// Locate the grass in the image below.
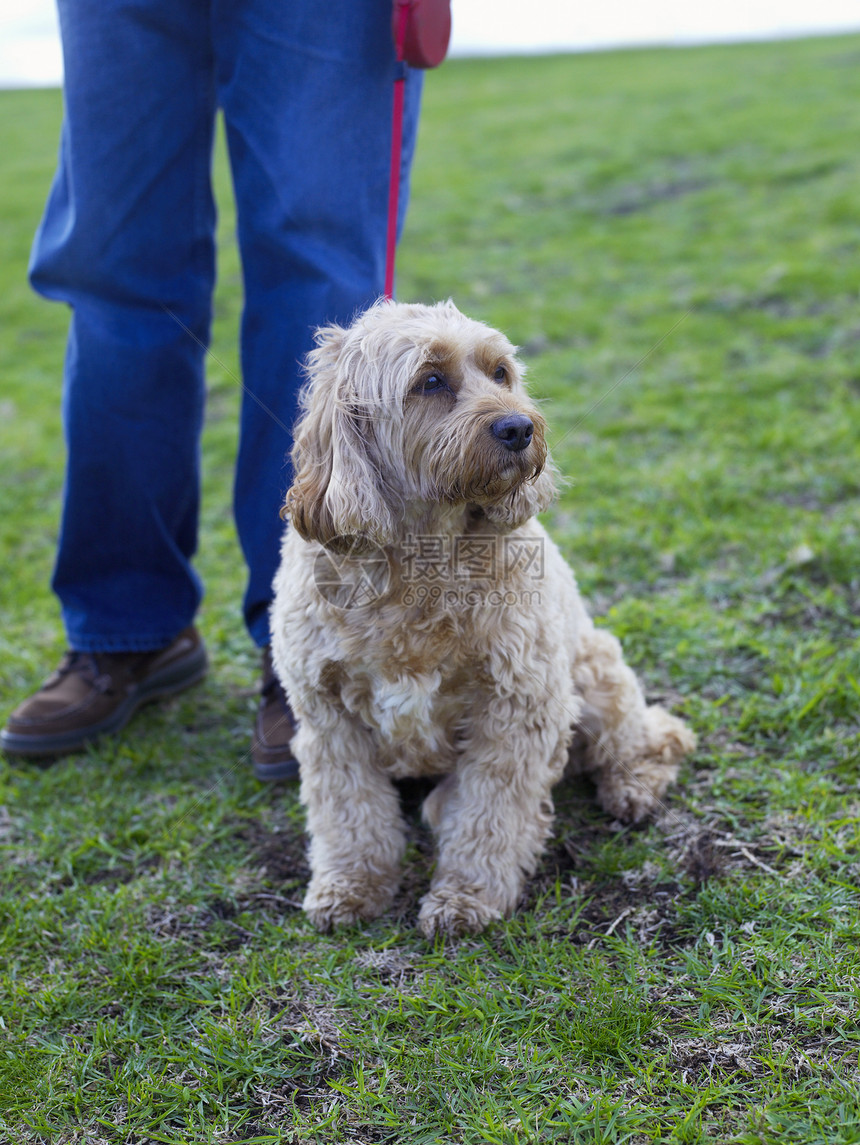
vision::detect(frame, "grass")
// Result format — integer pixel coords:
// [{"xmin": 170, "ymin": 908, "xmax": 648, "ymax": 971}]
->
[{"xmin": 2, "ymin": 31, "xmax": 860, "ymax": 1145}]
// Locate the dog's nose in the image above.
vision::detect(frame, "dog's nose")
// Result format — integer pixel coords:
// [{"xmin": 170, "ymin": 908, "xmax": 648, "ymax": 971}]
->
[{"xmin": 491, "ymin": 413, "xmax": 534, "ymax": 453}]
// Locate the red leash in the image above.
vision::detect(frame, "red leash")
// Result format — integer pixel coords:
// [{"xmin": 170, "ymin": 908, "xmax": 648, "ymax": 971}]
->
[
  {"xmin": 384, "ymin": 1, "xmax": 410, "ymax": 300},
  {"xmin": 384, "ymin": 0, "xmax": 452, "ymax": 299}
]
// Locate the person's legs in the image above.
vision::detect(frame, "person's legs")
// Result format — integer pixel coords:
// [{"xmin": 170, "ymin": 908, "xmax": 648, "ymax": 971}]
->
[
  {"xmin": 30, "ymin": 0, "xmax": 218, "ymax": 652},
  {"xmin": 213, "ymin": 0, "xmax": 423, "ymax": 646}
]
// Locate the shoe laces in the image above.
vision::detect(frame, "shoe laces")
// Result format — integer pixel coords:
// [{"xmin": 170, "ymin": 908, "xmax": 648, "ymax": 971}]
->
[{"xmin": 57, "ymin": 651, "xmax": 113, "ymax": 694}]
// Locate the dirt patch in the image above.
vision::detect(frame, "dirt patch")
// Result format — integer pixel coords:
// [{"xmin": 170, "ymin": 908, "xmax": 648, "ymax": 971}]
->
[
  {"xmin": 236, "ymin": 818, "xmax": 311, "ymax": 884},
  {"xmin": 605, "ymin": 178, "xmax": 710, "ymax": 216},
  {"xmin": 80, "ymin": 864, "xmax": 137, "ymax": 890},
  {"xmin": 759, "ymin": 581, "xmax": 860, "ymax": 634},
  {"xmin": 520, "ymin": 788, "xmax": 804, "ymax": 951},
  {"xmin": 352, "ymin": 947, "xmax": 422, "ymax": 986},
  {"xmin": 571, "ymin": 882, "xmax": 690, "ymax": 950}
]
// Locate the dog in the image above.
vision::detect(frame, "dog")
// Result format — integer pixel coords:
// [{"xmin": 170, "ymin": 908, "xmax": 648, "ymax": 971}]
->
[{"xmin": 270, "ymin": 299, "xmax": 695, "ymax": 938}]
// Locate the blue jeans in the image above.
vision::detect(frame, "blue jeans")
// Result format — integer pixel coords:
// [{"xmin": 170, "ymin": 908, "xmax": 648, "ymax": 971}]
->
[{"xmin": 30, "ymin": 0, "xmax": 422, "ymax": 651}]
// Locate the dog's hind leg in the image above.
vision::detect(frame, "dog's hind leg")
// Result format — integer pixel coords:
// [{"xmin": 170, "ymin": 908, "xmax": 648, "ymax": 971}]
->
[
  {"xmin": 295, "ymin": 713, "xmax": 406, "ymax": 931},
  {"xmin": 571, "ymin": 624, "xmax": 695, "ymax": 823}
]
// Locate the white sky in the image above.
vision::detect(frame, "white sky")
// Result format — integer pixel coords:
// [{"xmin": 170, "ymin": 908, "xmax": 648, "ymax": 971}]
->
[{"xmin": 1, "ymin": 0, "xmax": 859, "ymax": 86}]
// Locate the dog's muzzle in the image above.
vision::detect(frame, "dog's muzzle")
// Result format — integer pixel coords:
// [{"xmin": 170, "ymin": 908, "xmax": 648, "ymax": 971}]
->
[{"xmin": 491, "ymin": 413, "xmax": 534, "ymax": 453}]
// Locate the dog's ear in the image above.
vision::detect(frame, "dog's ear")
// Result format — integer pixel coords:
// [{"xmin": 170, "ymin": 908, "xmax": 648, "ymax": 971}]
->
[
  {"xmin": 482, "ymin": 458, "xmax": 559, "ymax": 532},
  {"xmin": 284, "ymin": 322, "xmax": 395, "ymax": 552}
]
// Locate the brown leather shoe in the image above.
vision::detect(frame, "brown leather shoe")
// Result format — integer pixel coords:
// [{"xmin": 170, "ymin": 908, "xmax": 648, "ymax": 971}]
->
[
  {"xmin": 251, "ymin": 646, "xmax": 299, "ymax": 781},
  {"xmin": 1, "ymin": 627, "xmax": 207, "ymax": 760}
]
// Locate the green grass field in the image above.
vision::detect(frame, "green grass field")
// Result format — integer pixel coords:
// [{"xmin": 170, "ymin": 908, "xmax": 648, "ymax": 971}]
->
[{"xmin": 2, "ymin": 32, "xmax": 860, "ymax": 1145}]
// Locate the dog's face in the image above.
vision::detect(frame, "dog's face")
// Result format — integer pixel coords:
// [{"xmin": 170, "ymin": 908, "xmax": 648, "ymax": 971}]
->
[{"xmin": 286, "ymin": 300, "xmax": 557, "ymax": 549}]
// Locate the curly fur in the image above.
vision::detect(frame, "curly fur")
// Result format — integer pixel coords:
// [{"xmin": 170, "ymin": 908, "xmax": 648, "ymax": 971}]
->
[{"xmin": 271, "ymin": 299, "xmax": 696, "ymax": 938}]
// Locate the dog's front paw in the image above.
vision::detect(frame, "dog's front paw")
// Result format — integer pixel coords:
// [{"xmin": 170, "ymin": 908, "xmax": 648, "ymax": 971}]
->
[
  {"xmin": 304, "ymin": 876, "xmax": 395, "ymax": 932},
  {"xmin": 418, "ymin": 885, "xmax": 503, "ymax": 939}
]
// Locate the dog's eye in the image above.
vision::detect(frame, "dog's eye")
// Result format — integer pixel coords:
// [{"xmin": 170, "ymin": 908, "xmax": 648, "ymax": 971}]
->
[
  {"xmin": 493, "ymin": 365, "xmax": 507, "ymax": 383},
  {"xmin": 419, "ymin": 373, "xmax": 447, "ymax": 394}
]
